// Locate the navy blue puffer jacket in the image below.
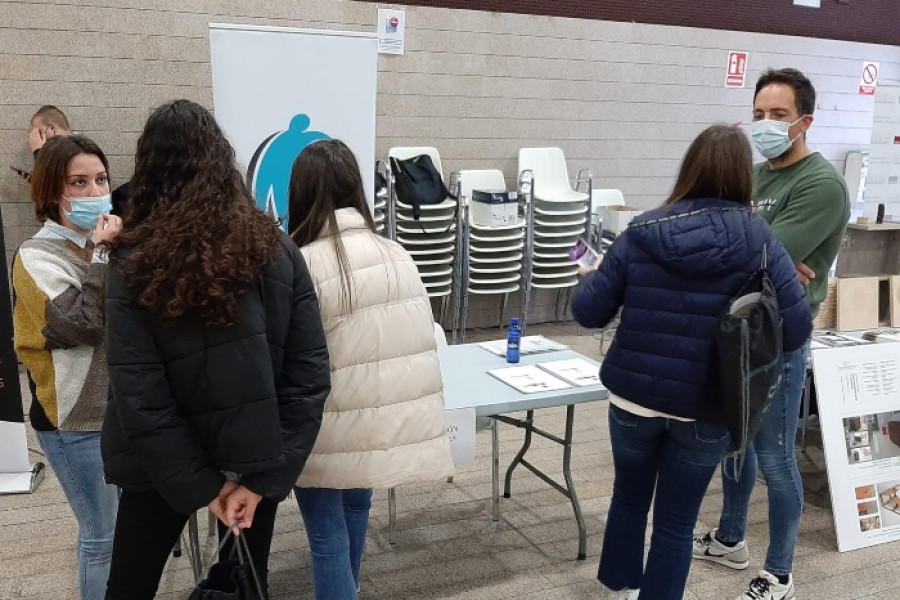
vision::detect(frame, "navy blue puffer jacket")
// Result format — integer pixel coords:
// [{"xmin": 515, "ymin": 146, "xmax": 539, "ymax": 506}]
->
[{"xmin": 571, "ymin": 198, "xmax": 811, "ymax": 422}]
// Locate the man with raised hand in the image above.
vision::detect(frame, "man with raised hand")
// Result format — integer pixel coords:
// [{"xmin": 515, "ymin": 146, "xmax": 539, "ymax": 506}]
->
[{"xmin": 28, "ymin": 105, "xmax": 72, "ymax": 156}]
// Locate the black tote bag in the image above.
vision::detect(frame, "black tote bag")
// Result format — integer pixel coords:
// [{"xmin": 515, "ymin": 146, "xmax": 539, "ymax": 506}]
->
[{"xmin": 189, "ymin": 526, "xmax": 265, "ymax": 600}]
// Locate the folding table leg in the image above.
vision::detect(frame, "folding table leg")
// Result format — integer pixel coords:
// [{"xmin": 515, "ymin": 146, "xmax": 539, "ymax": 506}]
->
[
  {"xmin": 492, "ymin": 406, "xmax": 588, "ymax": 560},
  {"xmin": 388, "ymin": 487, "xmax": 397, "ymax": 544},
  {"xmin": 562, "ymin": 405, "xmax": 587, "ymax": 560},
  {"xmin": 492, "ymin": 417, "xmax": 500, "ymax": 521},
  {"xmin": 503, "ymin": 410, "xmax": 534, "ymax": 498}
]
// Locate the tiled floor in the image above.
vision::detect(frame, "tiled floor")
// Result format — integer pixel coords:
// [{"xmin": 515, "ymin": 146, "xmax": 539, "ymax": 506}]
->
[{"xmin": 2, "ymin": 323, "xmax": 899, "ymax": 599}]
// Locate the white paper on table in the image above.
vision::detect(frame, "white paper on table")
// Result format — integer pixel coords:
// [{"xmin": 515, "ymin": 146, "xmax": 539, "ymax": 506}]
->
[
  {"xmin": 812, "ymin": 331, "xmax": 872, "ymax": 347},
  {"xmin": 445, "ymin": 408, "xmax": 476, "ymax": 465},
  {"xmin": 487, "ymin": 365, "xmax": 572, "ymax": 394},
  {"xmin": 477, "ymin": 335, "xmax": 568, "ymax": 357},
  {"xmin": 537, "ymin": 358, "xmax": 601, "ymax": 387}
]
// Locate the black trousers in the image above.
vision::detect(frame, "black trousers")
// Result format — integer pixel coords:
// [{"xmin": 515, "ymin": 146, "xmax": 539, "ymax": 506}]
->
[{"xmin": 105, "ymin": 489, "xmax": 279, "ymax": 600}]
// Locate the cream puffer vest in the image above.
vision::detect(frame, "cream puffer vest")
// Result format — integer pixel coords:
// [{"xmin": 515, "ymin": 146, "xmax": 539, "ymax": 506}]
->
[{"xmin": 296, "ymin": 208, "xmax": 455, "ymax": 488}]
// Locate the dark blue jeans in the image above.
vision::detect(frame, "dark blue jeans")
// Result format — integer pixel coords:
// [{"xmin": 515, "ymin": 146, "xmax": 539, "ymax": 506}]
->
[
  {"xmin": 598, "ymin": 404, "xmax": 729, "ymax": 600},
  {"xmin": 717, "ymin": 343, "xmax": 809, "ymax": 575}
]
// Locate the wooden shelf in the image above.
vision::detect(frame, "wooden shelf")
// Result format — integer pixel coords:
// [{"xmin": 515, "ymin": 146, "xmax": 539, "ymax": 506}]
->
[
  {"xmin": 847, "ymin": 222, "xmax": 900, "ymax": 231},
  {"xmin": 838, "ymin": 274, "xmax": 898, "ymax": 280}
]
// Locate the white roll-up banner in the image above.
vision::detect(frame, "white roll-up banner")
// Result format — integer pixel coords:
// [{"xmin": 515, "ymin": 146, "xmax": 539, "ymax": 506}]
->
[
  {"xmin": 209, "ymin": 23, "xmax": 378, "ymax": 228},
  {"xmin": 0, "ymin": 205, "xmax": 40, "ymax": 494}
]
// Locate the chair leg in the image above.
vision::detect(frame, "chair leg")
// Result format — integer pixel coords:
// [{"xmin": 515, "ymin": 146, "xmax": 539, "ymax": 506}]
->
[
  {"xmin": 801, "ymin": 369, "xmax": 812, "ymax": 452},
  {"xmin": 553, "ymin": 288, "xmax": 562, "ymax": 323},
  {"xmin": 187, "ymin": 511, "xmax": 202, "ymax": 580},
  {"xmin": 499, "ymin": 293, "xmax": 509, "ymax": 328},
  {"xmin": 388, "ymin": 487, "xmax": 397, "ymax": 545},
  {"xmin": 440, "ymin": 296, "xmax": 450, "ymax": 327},
  {"xmin": 460, "ymin": 299, "xmax": 469, "ymax": 344},
  {"xmin": 172, "ymin": 533, "xmax": 183, "ymax": 557},
  {"xmin": 561, "ymin": 287, "xmax": 573, "ymax": 323}
]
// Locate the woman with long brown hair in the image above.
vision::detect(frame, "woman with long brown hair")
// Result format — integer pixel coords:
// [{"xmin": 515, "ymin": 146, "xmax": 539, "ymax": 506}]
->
[
  {"xmin": 101, "ymin": 100, "xmax": 331, "ymax": 599},
  {"xmin": 13, "ymin": 134, "xmax": 121, "ymax": 600},
  {"xmin": 287, "ymin": 139, "xmax": 454, "ymax": 600},
  {"xmin": 571, "ymin": 124, "xmax": 811, "ymax": 599}
]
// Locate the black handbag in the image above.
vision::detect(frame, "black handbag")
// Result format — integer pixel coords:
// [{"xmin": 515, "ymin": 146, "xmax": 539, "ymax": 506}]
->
[
  {"xmin": 189, "ymin": 526, "xmax": 265, "ymax": 600},
  {"xmin": 713, "ymin": 244, "xmax": 784, "ymax": 478},
  {"xmin": 390, "ymin": 154, "xmax": 456, "ymax": 220}
]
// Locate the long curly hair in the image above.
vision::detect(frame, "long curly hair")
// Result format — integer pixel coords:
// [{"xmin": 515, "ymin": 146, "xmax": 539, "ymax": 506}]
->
[{"xmin": 110, "ymin": 100, "xmax": 281, "ymax": 326}]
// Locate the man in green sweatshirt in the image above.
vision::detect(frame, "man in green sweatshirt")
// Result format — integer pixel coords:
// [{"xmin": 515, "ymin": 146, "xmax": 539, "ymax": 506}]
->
[{"xmin": 693, "ymin": 68, "xmax": 850, "ymax": 600}]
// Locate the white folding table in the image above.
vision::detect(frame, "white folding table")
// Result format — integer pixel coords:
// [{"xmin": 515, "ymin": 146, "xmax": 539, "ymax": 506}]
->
[{"xmin": 438, "ymin": 344, "xmax": 608, "ymax": 560}]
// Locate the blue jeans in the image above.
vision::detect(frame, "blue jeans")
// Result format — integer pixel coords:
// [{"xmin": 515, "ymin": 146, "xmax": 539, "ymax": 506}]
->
[
  {"xmin": 294, "ymin": 487, "xmax": 373, "ymax": 600},
  {"xmin": 598, "ymin": 404, "xmax": 729, "ymax": 600},
  {"xmin": 717, "ymin": 342, "xmax": 809, "ymax": 576},
  {"xmin": 36, "ymin": 430, "xmax": 118, "ymax": 600}
]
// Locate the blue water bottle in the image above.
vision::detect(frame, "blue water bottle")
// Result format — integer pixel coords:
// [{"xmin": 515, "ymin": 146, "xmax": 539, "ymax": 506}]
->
[{"xmin": 506, "ymin": 317, "xmax": 521, "ymax": 363}]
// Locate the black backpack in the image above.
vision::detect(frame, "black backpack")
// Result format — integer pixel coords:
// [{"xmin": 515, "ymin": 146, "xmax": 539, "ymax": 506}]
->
[
  {"xmin": 714, "ymin": 244, "xmax": 784, "ymax": 477},
  {"xmin": 389, "ymin": 154, "xmax": 455, "ymax": 220}
]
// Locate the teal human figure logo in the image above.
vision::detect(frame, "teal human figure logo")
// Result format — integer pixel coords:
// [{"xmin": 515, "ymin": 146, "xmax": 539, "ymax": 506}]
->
[{"xmin": 247, "ymin": 114, "xmax": 330, "ymax": 228}]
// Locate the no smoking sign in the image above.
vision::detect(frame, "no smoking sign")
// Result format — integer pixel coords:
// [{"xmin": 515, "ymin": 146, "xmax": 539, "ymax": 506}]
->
[{"xmin": 859, "ymin": 61, "xmax": 879, "ymax": 95}]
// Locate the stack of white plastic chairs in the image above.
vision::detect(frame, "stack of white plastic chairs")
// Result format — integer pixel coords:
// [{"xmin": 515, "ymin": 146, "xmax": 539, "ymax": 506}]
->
[
  {"xmin": 387, "ymin": 147, "xmax": 457, "ymax": 315},
  {"xmin": 373, "ymin": 163, "xmax": 388, "ymax": 236},
  {"xmin": 517, "ymin": 148, "xmax": 591, "ymax": 319},
  {"xmin": 454, "ymin": 169, "xmax": 526, "ymax": 341}
]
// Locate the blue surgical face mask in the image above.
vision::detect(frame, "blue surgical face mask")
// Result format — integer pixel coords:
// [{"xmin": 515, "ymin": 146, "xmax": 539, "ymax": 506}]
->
[
  {"xmin": 750, "ymin": 117, "xmax": 804, "ymax": 159},
  {"xmin": 61, "ymin": 194, "xmax": 111, "ymax": 230}
]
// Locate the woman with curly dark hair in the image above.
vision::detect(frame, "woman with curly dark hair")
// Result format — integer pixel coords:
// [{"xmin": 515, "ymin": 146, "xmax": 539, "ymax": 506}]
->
[{"xmin": 101, "ymin": 99, "xmax": 331, "ymax": 600}]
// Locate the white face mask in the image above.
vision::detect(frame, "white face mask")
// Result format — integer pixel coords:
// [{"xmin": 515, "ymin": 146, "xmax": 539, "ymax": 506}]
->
[{"xmin": 750, "ymin": 117, "xmax": 804, "ymax": 159}]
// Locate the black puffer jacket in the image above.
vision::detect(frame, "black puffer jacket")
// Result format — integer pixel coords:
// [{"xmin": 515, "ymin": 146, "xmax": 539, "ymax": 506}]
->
[{"xmin": 102, "ymin": 233, "xmax": 330, "ymax": 515}]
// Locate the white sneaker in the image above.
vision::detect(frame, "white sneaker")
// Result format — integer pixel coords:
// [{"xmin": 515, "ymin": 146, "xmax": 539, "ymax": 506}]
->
[
  {"xmin": 602, "ymin": 587, "xmax": 639, "ymax": 600},
  {"xmin": 736, "ymin": 571, "xmax": 795, "ymax": 600},
  {"xmin": 692, "ymin": 528, "xmax": 750, "ymax": 569}
]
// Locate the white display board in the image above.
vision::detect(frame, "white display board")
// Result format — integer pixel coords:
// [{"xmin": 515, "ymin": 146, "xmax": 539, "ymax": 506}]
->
[
  {"xmin": 812, "ymin": 341, "xmax": 900, "ymax": 551},
  {"xmin": 0, "ymin": 208, "xmax": 42, "ymax": 494},
  {"xmin": 209, "ymin": 24, "xmax": 377, "ymax": 227},
  {"xmin": 862, "ymin": 83, "xmax": 900, "ymax": 221}
]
